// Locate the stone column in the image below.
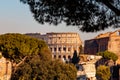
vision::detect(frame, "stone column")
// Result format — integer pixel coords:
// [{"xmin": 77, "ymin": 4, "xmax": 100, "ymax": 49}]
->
[
  {"xmin": 51, "ymin": 46, "xmax": 53, "ymax": 53},
  {"xmin": 56, "ymin": 45, "xmax": 58, "ymax": 53},
  {"xmin": 61, "ymin": 45, "xmax": 63, "ymax": 53},
  {"xmin": 76, "ymin": 46, "xmax": 79, "ymax": 53},
  {"xmin": 66, "ymin": 46, "xmax": 68, "ymax": 53},
  {"xmin": 71, "ymin": 46, "xmax": 74, "ymax": 53}
]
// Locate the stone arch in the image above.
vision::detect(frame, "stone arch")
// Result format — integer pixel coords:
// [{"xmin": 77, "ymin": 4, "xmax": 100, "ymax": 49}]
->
[
  {"xmin": 54, "ymin": 55, "xmax": 56, "ymax": 59},
  {"xmin": 58, "ymin": 55, "xmax": 61, "ymax": 59},
  {"xmin": 63, "ymin": 55, "xmax": 66, "ymax": 60},
  {"xmin": 68, "ymin": 55, "xmax": 71, "ymax": 59},
  {"xmin": 68, "ymin": 55, "xmax": 72, "ymax": 62}
]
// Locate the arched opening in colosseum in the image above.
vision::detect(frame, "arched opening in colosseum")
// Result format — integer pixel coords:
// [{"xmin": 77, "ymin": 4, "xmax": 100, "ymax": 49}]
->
[
  {"xmin": 63, "ymin": 46, "xmax": 66, "ymax": 52},
  {"xmin": 50, "ymin": 47, "xmax": 52, "ymax": 52},
  {"xmin": 68, "ymin": 55, "xmax": 71, "ymax": 62},
  {"xmin": 68, "ymin": 47, "xmax": 71, "ymax": 52},
  {"xmin": 54, "ymin": 55, "xmax": 56, "ymax": 59},
  {"xmin": 68, "ymin": 55, "xmax": 71, "ymax": 59},
  {"xmin": 58, "ymin": 47, "xmax": 61, "ymax": 52},
  {"xmin": 58, "ymin": 55, "xmax": 61, "ymax": 59},
  {"xmin": 63, "ymin": 55, "xmax": 66, "ymax": 60},
  {"xmin": 54, "ymin": 47, "xmax": 56, "ymax": 52}
]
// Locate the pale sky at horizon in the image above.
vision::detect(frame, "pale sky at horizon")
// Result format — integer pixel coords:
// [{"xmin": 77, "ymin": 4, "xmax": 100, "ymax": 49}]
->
[{"xmin": 0, "ymin": 0, "xmax": 119, "ymax": 41}]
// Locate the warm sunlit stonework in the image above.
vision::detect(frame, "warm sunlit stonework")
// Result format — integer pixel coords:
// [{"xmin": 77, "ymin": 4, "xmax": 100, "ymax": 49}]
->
[
  {"xmin": 84, "ymin": 30, "xmax": 120, "ymax": 64},
  {"xmin": 0, "ymin": 53, "xmax": 11, "ymax": 80},
  {"xmin": 26, "ymin": 32, "xmax": 82, "ymax": 62}
]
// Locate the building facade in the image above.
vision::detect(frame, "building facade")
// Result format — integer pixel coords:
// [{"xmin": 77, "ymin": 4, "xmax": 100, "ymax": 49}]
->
[
  {"xmin": 84, "ymin": 30, "xmax": 120, "ymax": 64},
  {"xmin": 25, "ymin": 32, "xmax": 82, "ymax": 62}
]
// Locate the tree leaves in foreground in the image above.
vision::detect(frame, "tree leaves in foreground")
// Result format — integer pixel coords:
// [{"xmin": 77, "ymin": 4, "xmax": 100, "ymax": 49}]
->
[
  {"xmin": 0, "ymin": 33, "xmax": 51, "ymax": 76},
  {"xmin": 20, "ymin": 0, "xmax": 120, "ymax": 32},
  {"xmin": 0, "ymin": 33, "xmax": 77, "ymax": 80},
  {"xmin": 96, "ymin": 65, "xmax": 111, "ymax": 80},
  {"xmin": 11, "ymin": 55, "xmax": 77, "ymax": 80}
]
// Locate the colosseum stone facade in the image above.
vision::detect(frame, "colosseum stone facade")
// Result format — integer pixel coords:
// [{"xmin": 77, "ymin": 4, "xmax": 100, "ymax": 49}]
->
[{"xmin": 26, "ymin": 32, "xmax": 82, "ymax": 62}]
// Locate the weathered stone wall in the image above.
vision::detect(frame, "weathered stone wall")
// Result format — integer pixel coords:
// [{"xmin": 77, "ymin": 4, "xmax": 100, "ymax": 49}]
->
[
  {"xmin": 84, "ymin": 37, "xmax": 109, "ymax": 54},
  {"xmin": 108, "ymin": 36, "xmax": 120, "ymax": 64},
  {"xmin": 0, "ymin": 56, "xmax": 11, "ymax": 80},
  {"xmin": 84, "ymin": 39, "xmax": 98, "ymax": 55},
  {"xmin": 77, "ymin": 54, "xmax": 102, "ymax": 80},
  {"xmin": 84, "ymin": 30, "xmax": 120, "ymax": 64},
  {"xmin": 46, "ymin": 32, "xmax": 82, "ymax": 61}
]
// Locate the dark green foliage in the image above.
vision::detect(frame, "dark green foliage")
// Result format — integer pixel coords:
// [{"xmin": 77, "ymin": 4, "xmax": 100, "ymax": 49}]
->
[
  {"xmin": 72, "ymin": 50, "xmax": 79, "ymax": 64},
  {"xmin": 20, "ymin": 0, "xmax": 120, "ymax": 32},
  {"xmin": 96, "ymin": 65, "xmax": 111, "ymax": 80},
  {"xmin": 0, "ymin": 33, "xmax": 52, "ymax": 78},
  {"xmin": 112, "ymin": 65, "xmax": 120, "ymax": 79},
  {"xmin": 11, "ymin": 55, "xmax": 77, "ymax": 80},
  {"xmin": 97, "ymin": 51, "xmax": 118, "ymax": 62},
  {"xmin": 0, "ymin": 33, "xmax": 51, "ymax": 63},
  {"xmin": 47, "ymin": 60, "xmax": 77, "ymax": 80},
  {"xmin": 0, "ymin": 33, "xmax": 77, "ymax": 80}
]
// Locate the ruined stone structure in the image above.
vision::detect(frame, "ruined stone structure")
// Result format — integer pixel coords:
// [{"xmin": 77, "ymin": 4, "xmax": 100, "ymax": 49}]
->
[
  {"xmin": 25, "ymin": 32, "xmax": 82, "ymax": 61},
  {"xmin": 77, "ymin": 54, "xmax": 102, "ymax": 80},
  {"xmin": 0, "ymin": 53, "xmax": 11, "ymax": 80},
  {"xmin": 84, "ymin": 30, "xmax": 120, "ymax": 64}
]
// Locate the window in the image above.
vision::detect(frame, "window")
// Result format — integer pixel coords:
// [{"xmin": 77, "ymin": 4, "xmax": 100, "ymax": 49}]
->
[
  {"xmin": 58, "ymin": 55, "xmax": 61, "ymax": 58},
  {"xmin": 63, "ymin": 47, "xmax": 66, "ymax": 52},
  {"xmin": 58, "ymin": 47, "xmax": 61, "ymax": 52},
  {"xmin": 54, "ymin": 55, "xmax": 56, "ymax": 58},
  {"xmin": 63, "ymin": 55, "xmax": 66, "ymax": 60},
  {"xmin": 50, "ymin": 48, "xmax": 52, "ymax": 52},
  {"xmin": 54, "ymin": 47, "xmax": 56, "ymax": 52},
  {"xmin": 68, "ymin": 55, "xmax": 71, "ymax": 59},
  {"xmin": 68, "ymin": 47, "xmax": 71, "ymax": 52}
]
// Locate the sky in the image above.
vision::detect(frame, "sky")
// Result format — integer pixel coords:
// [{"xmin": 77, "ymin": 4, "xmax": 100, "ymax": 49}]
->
[{"xmin": 0, "ymin": 0, "xmax": 119, "ymax": 41}]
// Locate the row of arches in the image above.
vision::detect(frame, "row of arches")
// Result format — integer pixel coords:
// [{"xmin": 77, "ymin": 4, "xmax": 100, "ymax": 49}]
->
[{"xmin": 53, "ymin": 55, "xmax": 72, "ymax": 60}]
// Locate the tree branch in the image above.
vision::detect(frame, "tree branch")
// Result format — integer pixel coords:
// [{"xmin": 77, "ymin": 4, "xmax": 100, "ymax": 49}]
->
[
  {"xmin": 16, "ymin": 56, "xmax": 28, "ymax": 67},
  {"xmin": 12, "ymin": 56, "xmax": 28, "ymax": 73},
  {"xmin": 101, "ymin": 0, "xmax": 120, "ymax": 16}
]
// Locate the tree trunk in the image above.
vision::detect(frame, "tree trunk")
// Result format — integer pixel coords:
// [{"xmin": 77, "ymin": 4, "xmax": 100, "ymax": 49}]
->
[{"xmin": 10, "ymin": 56, "xmax": 28, "ymax": 79}]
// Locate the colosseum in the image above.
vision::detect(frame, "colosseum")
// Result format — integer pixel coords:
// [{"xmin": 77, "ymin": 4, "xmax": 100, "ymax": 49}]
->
[{"xmin": 26, "ymin": 32, "xmax": 82, "ymax": 62}]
